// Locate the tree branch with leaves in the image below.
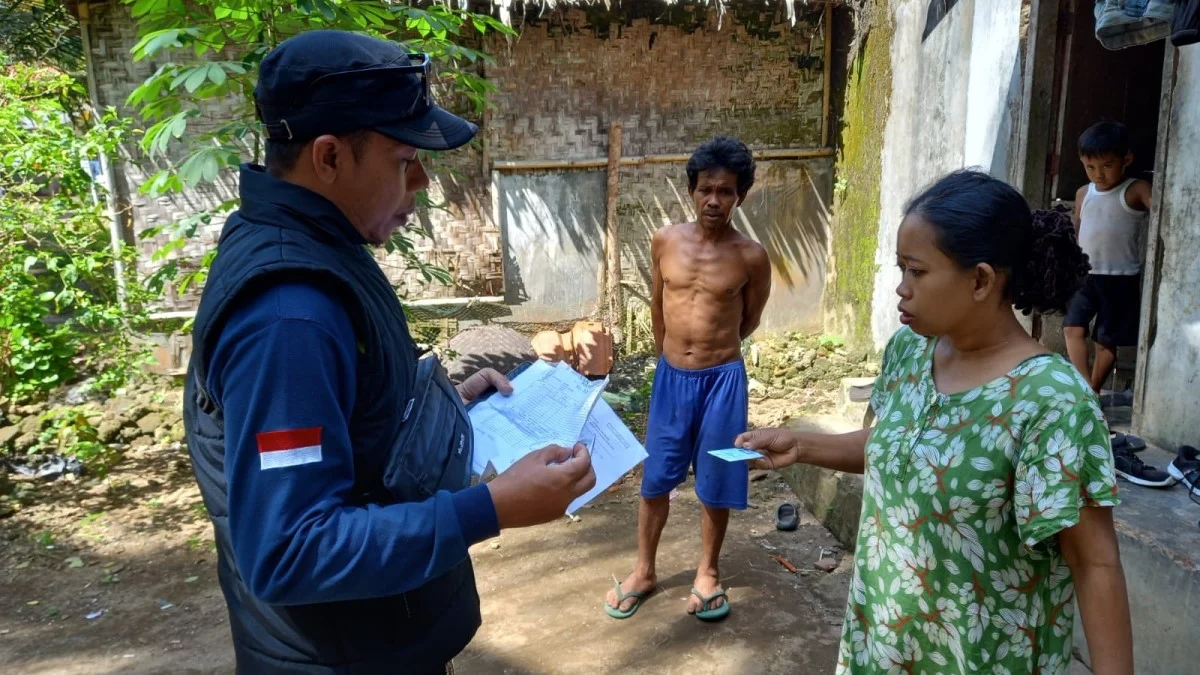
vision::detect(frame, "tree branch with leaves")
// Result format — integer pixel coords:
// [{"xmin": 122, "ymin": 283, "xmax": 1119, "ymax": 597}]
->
[{"xmin": 123, "ymin": 0, "xmax": 513, "ymax": 296}]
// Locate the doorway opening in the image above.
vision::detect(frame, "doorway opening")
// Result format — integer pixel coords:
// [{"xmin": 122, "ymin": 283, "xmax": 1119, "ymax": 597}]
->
[{"xmin": 1036, "ymin": 0, "xmax": 1167, "ymax": 424}]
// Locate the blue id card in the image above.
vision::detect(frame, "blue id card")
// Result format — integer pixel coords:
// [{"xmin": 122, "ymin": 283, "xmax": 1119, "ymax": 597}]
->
[{"xmin": 707, "ymin": 448, "xmax": 765, "ymax": 462}]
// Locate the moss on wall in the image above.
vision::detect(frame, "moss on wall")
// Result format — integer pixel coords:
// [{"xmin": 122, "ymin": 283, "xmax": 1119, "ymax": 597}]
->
[{"xmin": 826, "ymin": 0, "xmax": 893, "ymax": 346}]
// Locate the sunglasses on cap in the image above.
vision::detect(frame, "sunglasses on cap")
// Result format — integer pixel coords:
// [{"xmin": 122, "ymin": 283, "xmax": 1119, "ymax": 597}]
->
[{"xmin": 263, "ymin": 52, "xmax": 433, "ymax": 141}]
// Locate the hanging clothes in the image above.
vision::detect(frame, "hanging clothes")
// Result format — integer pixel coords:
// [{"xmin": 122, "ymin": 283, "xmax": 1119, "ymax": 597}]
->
[
  {"xmin": 1095, "ymin": 0, "xmax": 1175, "ymax": 50},
  {"xmin": 1174, "ymin": 0, "xmax": 1200, "ymax": 46}
]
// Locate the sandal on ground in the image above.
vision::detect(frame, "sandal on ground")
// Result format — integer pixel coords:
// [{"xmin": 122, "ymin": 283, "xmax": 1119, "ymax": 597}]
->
[
  {"xmin": 776, "ymin": 503, "xmax": 799, "ymax": 531},
  {"xmin": 1112, "ymin": 432, "xmax": 1146, "ymax": 453},
  {"xmin": 690, "ymin": 586, "xmax": 731, "ymax": 622},
  {"xmin": 604, "ymin": 577, "xmax": 653, "ymax": 620}
]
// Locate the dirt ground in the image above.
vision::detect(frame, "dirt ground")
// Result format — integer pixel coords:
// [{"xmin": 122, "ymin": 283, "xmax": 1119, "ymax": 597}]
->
[
  {"xmin": 0, "ymin": 371, "xmax": 857, "ymax": 674},
  {"xmin": 0, "ymin": 440, "xmax": 230, "ymax": 674},
  {"xmin": 461, "ymin": 472, "xmax": 852, "ymax": 674}
]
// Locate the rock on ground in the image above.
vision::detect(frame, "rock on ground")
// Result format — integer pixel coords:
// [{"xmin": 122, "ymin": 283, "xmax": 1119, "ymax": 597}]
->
[{"xmin": 445, "ymin": 325, "xmax": 535, "ymax": 383}]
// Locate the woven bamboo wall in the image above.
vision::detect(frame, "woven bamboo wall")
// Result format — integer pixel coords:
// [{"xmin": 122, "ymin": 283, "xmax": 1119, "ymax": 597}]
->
[
  {"xmin": 86, "ymin": 0, "xmax": 829, "ymax": 312},
  {"xmin": 485, "ymin": 5, "xmax": 828, "ymax": 160}
]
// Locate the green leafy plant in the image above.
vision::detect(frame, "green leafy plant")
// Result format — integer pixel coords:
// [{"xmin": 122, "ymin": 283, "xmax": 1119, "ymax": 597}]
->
[
  {"xmin": 123, "ymin": 0, "xmax": 514, "ymax": 295},
  {"xmin": 190, "ymin": 501, "xmax": 209, "ymax": 520},
  {"xmin": 0, "ymin": 57, "xmax": 153, "ymax": 407},
  {"xmin": 833, "ymin": 176, "xmax": 848, "ymax": 201},
  {"xmin": 79, "ymin": 511, "xmax": 106, "ymax": 528},
  {"xmin": 37, "ymin": 407, "xmax": 121, "ymax": 476},
  {"xmin": 818, "ymin": 334, "xmax": 846, "ymax": 351}
]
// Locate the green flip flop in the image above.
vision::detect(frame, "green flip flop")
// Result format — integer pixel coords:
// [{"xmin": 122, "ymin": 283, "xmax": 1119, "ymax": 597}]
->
[
  {"xmin": 691, "ymin": 586, "xmax": 730, "ymax": 622},
  {"xmin": 604, "ymin": 578, "xmax": 652, "ymax": 620}
]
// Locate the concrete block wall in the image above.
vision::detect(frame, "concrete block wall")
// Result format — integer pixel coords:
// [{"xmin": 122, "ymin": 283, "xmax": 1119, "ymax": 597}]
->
[
  {"xmin": 1136, "ymin": 46, "xmax": 1200, "ymax": 451},
  {"xmin": 869, "ymin": 0, "xmax": 1027, "ymax": 349}
]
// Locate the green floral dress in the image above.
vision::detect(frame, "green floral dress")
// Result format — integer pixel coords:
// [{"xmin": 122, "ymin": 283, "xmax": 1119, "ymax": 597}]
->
[{"xmin": 836, "ymin": 328, "xmax": 1119, "ymax": 675}]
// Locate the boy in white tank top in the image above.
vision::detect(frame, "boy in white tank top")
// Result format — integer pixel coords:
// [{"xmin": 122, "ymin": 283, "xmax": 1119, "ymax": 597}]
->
[{"xmin": 1065, "ymin": 121, "xmax": 1151, "ymax": 392}]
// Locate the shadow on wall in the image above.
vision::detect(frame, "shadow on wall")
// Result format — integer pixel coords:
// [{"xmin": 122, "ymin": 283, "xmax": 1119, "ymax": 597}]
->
[
  {"xmin": 990, "ymin": 52, "xmax": 1022, "ymax": 181},
  {"xmin": 617, "ymin": 167, "xmax": 696, "ymax": 295},
  {"xmin": 500, "ymin": 177, "xmax": 604, "ymax": 259},
  {"xmin": 923, "ymin": 0, "xmax": 964, "ymax": 42},
  {"xmin": 498, "ymin": 171, "xmax": 606, "ymax": 320},
  {"xmin": 617, "ymin": 160, "xmax": 833, "ymax": 297},
  {"xmin": 503, "ymin": 244, "xmax": 529, "ymax": 305},
  {"xmin": 402, "ymin": 150, "xmax": 498, "ymax": 298},
  {"xmin": 736, "ymin": 161, "xmax": 831, "ymax": 290}
]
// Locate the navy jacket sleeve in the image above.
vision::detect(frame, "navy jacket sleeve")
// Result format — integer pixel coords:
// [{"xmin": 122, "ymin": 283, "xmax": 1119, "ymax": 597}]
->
[{"xmin": 207, "ymin": 281, "xmax": 499, "ymax": 606}]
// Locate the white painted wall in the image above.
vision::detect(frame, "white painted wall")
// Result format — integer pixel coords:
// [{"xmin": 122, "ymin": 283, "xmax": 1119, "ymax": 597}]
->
[
  {"xmin": 964, "ymin": 1, "xmax": 1024, "ymax": 174},
  {"xmin": 1136, "ymin": 47, "xmax": 1200, "ymax": 450},
  {"xmin": 870, "ymin": 0, "xmax": 1026, "ymax": 348}
]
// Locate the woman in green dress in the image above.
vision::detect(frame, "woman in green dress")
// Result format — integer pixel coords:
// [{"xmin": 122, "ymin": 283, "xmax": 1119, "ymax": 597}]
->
[{"xmin": 738, "ymin": 170, "xmax": 1133, "ymax": 674}]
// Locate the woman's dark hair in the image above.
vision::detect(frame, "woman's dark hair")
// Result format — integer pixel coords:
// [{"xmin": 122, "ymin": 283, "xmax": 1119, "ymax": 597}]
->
[
  {"xmin": 904, "ymin": 169, "xmax": 1090, "ymax": 315},
  {"xmin": 686, "ymin": 135, "xmax": 756, "ymax": 195}
]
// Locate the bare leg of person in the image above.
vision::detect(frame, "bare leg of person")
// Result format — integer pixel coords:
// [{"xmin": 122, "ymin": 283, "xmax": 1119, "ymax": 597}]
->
[
  {"xmin": 1091, "ymin": 342, "xmax": 1117, "ymax": 393},
  {"xmin": 687, "ymin": 504, "xmax": 729, "ymax": 615},
  {"xmin": 1065, "ymin": 326, "xmax": 1092, "ymax": 383},
  {"xmin": 605, "ymin": 495, "xmax": 670, "ymax": 612}
]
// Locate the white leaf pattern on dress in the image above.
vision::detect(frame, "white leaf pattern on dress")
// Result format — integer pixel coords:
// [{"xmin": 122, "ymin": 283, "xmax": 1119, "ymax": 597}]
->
[{"xmin": 835, "ymin": 328, "xmax": 1116, "ymax": 675}]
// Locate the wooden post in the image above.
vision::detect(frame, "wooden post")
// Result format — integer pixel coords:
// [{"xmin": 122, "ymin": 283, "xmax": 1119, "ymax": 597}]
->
[
  {"xmin": 481, "ymin": 104, "xmax": 491, "ymax": 179},
  {"xmin": 603, "ymin": 121, "xmax": 624, "ymax": 328},
  {"xmin": 479, "ymin": 58, "xmax": 490, "ymax": 177},
  {"xmin": 821, "ymin": 1, "xmax": 833, "ymax": 148},
  {"xmin": 1015, "ymin": 0, "xmax": 1064, "ymax": 205},
  {"xmin": 1132, "ymin": 43, "xmax": 1178, "ymax": 429},
  {"xmin": 1018, "ymin": 0, "xmax": 1071, "ymax": 347}
]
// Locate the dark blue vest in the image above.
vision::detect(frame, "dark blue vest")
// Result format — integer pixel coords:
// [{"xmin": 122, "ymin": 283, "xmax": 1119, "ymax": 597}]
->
[{"xmin": 183, "ymin": 165, "xmax": 478, "ymax": 674}]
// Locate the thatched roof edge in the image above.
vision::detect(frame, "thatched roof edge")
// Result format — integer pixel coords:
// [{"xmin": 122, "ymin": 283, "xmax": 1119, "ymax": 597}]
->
[
  {"xmin": 64, "ymin": 0, "xmax": 839, "ymax": 30},
  {"xmin": 466, "ymin": 0, "xmax": 837, "ymax": 27}
]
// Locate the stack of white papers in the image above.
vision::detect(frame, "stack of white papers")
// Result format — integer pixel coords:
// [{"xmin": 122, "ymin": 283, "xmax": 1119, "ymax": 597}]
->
[{"xmin": 469, "ymin": 360, "xmax": 648, "ymax": 514}]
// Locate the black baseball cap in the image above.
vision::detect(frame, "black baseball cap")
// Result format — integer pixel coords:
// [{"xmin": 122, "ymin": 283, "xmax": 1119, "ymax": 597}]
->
[{"xmin": 254, "ymin": 30, "xmax": 478, "ymax": 150}]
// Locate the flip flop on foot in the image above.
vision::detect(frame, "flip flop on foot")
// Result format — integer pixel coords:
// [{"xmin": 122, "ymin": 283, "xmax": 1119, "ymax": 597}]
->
[
  {"xmin": 690, "ymin": 586, "xmax": 730, "ymax": 622},
  {"xmin": 604, "ymin": 576, "xmax": 653, "ymax": 620}
]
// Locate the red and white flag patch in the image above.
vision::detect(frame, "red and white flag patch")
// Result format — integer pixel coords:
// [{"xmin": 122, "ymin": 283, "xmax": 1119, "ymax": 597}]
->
[{"xmin": 256, "ymin": 427, "xmax": 323, "ymax": 470}]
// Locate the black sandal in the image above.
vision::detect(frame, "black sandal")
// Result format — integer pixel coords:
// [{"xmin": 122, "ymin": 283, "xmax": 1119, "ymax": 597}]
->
[
  {"xmin": 1111, "ymin": 433, "xmax": 1146, "ymax": 454},
  {"xmin": 775, "ymin": 503, "xmax": 799, "ymax": 531}
]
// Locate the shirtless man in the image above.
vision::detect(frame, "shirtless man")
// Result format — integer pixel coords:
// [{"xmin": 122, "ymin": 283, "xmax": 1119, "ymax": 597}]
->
[{"xmin": 604, "ymin": 136, "xmax": 771, "ymax": 622}]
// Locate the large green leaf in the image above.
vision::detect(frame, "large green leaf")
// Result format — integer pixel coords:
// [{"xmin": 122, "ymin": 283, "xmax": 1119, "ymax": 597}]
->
[
  {"xmin": 183, "ymin": 65, "xmax": 210, "ymax": 92},
  {"xmin": 176, "ymin": 146, "xmax": 240, "ymax": 189},
  {"xmin": 140, "ymin": 110, "xmax": 195, "ymax": 156},
  {"xmin": 131, "ymin": 29, "xmax": 186, "ymax": 60}
]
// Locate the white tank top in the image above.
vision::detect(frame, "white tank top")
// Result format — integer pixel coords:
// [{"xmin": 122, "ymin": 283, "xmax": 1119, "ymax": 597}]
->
[{"xmin": 1078, "ymin": 178, "xmax": 1145, "ymax": 275}]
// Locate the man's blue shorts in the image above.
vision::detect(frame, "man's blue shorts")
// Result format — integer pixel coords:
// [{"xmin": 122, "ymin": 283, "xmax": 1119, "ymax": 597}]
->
[{"xmin": 640, "ymin": 356, "xmax": 749, "ymax": 510}]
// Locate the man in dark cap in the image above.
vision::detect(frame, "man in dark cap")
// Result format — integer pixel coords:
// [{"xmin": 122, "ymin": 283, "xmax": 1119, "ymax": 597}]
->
[{"xmin": 183, "ymin": 30, "xmax": 596, "ymax": 674}]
